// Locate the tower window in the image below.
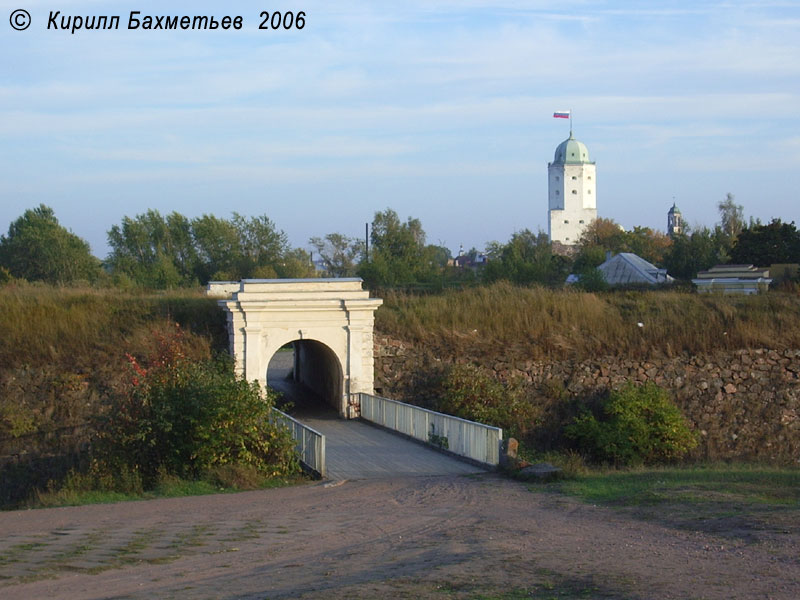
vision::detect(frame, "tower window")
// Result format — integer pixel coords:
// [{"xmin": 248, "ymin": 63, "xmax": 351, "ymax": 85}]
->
[
  {"xmin": 555, "ymin": 176, "xmax": 560, "ymax": 181},
  {"xmin": 564, "ymin": 220, "xmax": 569, "ymax": 224},
  {"xmin": 572, "ymin": 176, "xmax": 577, "ymax": 180},
  {"xmin": 588, "ymin": 190, "xmax": 592, "ymax": 194},
  {"xmin": 579, "ymin": 220, "xmax": 584, "ymax": 224},
  {"xmin": 571, "ymin": 190, "xmax": 577, "ymax": 195},
  {"xmin": 588, "ymin": 176, "xmax": 592, "ymax": 180},
  {"xmin": 555, "ymin": 190, "xmax": 560, "ymax": 195}
]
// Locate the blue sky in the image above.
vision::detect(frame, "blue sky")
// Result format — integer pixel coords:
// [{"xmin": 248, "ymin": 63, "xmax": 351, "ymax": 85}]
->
[{"xmin": 1, "ymin": 1, "xmax": 799, "ymax": 257}]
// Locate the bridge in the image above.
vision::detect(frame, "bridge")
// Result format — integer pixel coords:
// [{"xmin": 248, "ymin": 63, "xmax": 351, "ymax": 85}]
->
[{"xmin": 208, "ymin": 279, "xmax": 502, "ymax": 479}]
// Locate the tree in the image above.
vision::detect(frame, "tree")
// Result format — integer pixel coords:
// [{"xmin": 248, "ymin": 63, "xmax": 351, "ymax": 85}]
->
[
  {"xmin": 371, "ymin": 209, "xmax": 425, "ymax": 257},
  {"xmin": 358, "ymin": 209, "xmax": 440, "ymax": 287},
  {"xmin": 730, "ymin": 219, "xmax": 800, "ymax": 266},
  {"xmin": 309, "ymin": 233, "xmax": 364, "ymax": 277},
  {"xmin": 107, "ymin": 210, "xmax": 197, "ymax": 288},
  {"xmin": 572, "ymin": 245, "xmax": 607, "ymax": 274},
  {"xmin": 575, "ymin": 218, "xmax": 672, "ymax": 268},
  {"xmin": 275, "ymin": 248, "xmax": 317, "ymax": 279},
  {"xmin": 626, "ymin": 226, "xmax": 672, "ymax": 266},
  {"xmin": 718, "ymin": 193, "xmax": 745, "ymax": 239},
  {"xmin": 0, "ymin": 205, "xmax": 100, "ymax": 285},
  {"xmin": 191, "ymin": 214, "xmax": 242, "ymax": 281},
  {"xmin": 427, "ymin": 245, "xmax": 453, "ymax": 269},
  {"xmin": 233, "ymin": 213, "xmax": 290, "ymax": 277},
  {"xmin": 108, "ymin": 210, "xmax": 297, "ymax": 288},
  {"xmin": 483, "ymin": 229, "xmax": 570, "ymax": 286},
  {"xmin": 578, "ymin": 218, "xmax": 628, "ymax": 254},
  {"xmin": 662, "ymin": 226, "xmax": 730, "ymax": 280}
]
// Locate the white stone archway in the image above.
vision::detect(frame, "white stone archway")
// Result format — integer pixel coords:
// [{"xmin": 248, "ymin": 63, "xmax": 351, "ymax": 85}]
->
[{"xmin": 208, "ymin": 279, "xmax": 382, "ymax": 418}]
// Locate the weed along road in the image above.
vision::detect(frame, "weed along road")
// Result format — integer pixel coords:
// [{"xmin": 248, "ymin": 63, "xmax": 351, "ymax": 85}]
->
[{"xmin": 1, "ymin": 472, "xmax": 798, "ymax": 599}]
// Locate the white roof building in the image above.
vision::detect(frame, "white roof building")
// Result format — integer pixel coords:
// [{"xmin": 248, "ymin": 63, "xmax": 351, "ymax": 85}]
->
[
  {"xmin": 692, "ymin": 264, "xmax": 771, "ymax": 294},
  {"xmin": 598, "ymin": 253, "xmax": 673, "ymax": 286}
]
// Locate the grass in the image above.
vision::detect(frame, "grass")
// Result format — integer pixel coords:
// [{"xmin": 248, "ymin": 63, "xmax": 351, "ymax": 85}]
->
[
  {"xmin": 545, "ymin": 463, "xmax": 800, "ymax": 535},
  {"xmin": 0, "ymin": 282, "xmax": 227, "ymax": 370},
  {"xmin": 553, "ymin": 464, "xmax": 800, "ymax": 506},
  {"xmin": 377, "ymin": 282, "xmax": 800, "ymax": 360},
  {"xmin": 24, "ymin": 473, "xmax": 306, "ymax": 510}
]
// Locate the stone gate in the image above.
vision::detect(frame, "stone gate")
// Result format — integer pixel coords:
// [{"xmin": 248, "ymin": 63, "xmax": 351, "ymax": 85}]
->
[{"xmin": 208, "ymin": 279, "xmax": 382, "ymax": 418}]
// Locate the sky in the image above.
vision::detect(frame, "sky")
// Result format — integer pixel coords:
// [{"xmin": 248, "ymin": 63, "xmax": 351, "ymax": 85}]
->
[{"xmin": 1, "ymin": 1, "xmax": 799, "ymax": 258}]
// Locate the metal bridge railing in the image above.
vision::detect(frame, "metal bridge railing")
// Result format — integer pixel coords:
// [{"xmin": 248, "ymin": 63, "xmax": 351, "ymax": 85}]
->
[
  {"xmin": 270, "ymin": 407, "xmax": 326, "ymax": 478},
  {"xmin": 356, "ymin": 393, "xmax": 502, "ymax": 467}
]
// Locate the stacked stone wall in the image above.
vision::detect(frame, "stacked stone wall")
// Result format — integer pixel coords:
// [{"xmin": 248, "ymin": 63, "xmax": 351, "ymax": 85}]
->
[
  {"xmin": 0, "ymin": 425, "xmax": 91, "ymax": 505},
  {"xmin": 374, "ymin": 334, "xmax": 800, "ymax": 463}
]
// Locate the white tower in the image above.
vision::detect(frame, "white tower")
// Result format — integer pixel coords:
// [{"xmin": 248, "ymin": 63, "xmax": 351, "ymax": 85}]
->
[{"xmin": 548, "ymin": 132, "xmax": 597, "ymax": 245}]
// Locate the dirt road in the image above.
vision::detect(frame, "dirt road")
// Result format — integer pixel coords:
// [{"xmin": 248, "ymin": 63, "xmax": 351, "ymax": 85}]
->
[{"xmin": 1, "ymin": 473, "xmax": 797, "ymax": 599}]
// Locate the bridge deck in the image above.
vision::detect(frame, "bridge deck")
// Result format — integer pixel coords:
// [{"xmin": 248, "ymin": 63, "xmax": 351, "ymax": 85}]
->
[
  {"xmin": 299, "ymin": 412, "xmax": 483, "ymax": 480},
  {"xmin": 268, "ymin": 354, "xmax": 484, "ymax": 480}
]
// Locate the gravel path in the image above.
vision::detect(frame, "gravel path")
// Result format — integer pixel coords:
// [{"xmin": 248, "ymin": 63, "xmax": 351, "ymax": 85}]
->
[{"xmin": 1, "ymin": 473, "xmax": 798, "ymax": 599}]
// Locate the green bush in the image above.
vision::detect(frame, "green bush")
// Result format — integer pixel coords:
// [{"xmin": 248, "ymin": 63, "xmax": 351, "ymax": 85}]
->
[
  {"xmin": 574, "ymin": 269, "xmax": 609, "ymax": 292},
  {"xmin": 93, "ymin": 325, "xmax": 298, "ymax": 486},
  {"xmin": 565, "ymin": 383, "xmax": 697, "ymax": 465},
  {"xmin": 438, "ymin": 363, "xmax": 538, "ymax": 438}
]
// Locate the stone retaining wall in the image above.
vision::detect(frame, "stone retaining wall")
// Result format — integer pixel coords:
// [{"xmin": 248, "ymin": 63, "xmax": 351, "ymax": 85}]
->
[
  {"xmin": 0, "ymin": 425, "xmax": 91, "ymax": 505},
  {"xmin": 374, "ymin": 335, "xmax": 800, "ymax": 463}
]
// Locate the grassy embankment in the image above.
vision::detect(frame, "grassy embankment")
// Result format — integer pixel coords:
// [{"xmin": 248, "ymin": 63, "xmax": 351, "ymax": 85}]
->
[
  {"xmin": 3, "ymin": 282, "xmax": 800, "ymax": 510},
  {"xmin": 376, "ymin": 281, "xmax": 800, "ymax": 359},
  {"xmin": 377, "ymin": 283, "xmax": 800, "ymax": 507},
  {"xmin": 0, "ymin": 283, "xmax": 240, "ymax": 508},
  {"xmin": 0, "ymin": 282, "xmax": 227, "ymax": 435},
  {"xmin": 0, "ymin": 282, "xmax": 227, "ymax": 369}
]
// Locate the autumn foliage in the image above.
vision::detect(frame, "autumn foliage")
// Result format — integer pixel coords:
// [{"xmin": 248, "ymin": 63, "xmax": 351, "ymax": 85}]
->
[{"xmin": 94, "ymin": 324, "xmax": 298, "ymax": 487}]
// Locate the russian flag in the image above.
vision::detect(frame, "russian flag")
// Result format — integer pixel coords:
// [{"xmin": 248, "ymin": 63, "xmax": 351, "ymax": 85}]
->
[{"xmin": 553, "ymin": 110, "xmax": 571, "ymax": 119}]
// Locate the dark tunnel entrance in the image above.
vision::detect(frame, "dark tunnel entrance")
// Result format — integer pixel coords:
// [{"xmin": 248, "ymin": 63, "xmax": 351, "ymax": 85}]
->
[{"xmin": 266, "ymin": 340, "xmax": 344, "ymax": 418}]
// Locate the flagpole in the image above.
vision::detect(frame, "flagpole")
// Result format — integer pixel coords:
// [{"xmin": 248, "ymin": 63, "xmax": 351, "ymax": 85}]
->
[{"xmin": 570, "ymin": 108, "xmax": 573, "ymax": 137}]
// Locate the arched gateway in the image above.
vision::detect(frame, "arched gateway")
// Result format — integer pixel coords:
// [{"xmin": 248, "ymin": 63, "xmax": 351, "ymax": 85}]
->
[{"xmin": 208, "ymin": 279, "xmax": 382, "ymax": 418}]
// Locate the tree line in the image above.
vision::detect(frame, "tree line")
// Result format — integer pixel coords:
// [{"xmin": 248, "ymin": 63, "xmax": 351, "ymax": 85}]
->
[
  {"xmin": 0, "ymin": 206, "xmax": 315, "ymax": 287},
  {"xmin": 1, "ymin": 198, "xmax": 798, "ymax": 289}
]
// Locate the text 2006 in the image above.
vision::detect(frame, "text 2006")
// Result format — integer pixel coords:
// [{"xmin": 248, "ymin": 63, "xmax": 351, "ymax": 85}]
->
[{"xmin": 259, "ymin": 11, "xmax": 306, "ymax": 30}]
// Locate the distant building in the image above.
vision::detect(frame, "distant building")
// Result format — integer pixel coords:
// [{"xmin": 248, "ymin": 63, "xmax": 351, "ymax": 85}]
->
[
  {"xmin": 448, "ymin": 246, "xmax": 487, "ymax": 269},
  {"xmin": 667, "ymin": 203, "xmax": 683, "ymax": 238},
  {"xmin": 598, "ymin": 252, "xmax": 673, "ymax": 286},
  {"xmin": 551, "ymin": 240, "xmax": 579, "ymax": 258},
  {"xmin": 692, "ymin": 265, "xmax": 772, "ymax": 294},
  {"xmin": 548, "ymin": 132, "xmax": 597, "ymax": 246}
]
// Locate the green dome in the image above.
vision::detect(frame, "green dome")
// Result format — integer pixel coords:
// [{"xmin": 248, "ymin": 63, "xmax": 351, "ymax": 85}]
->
[
  {"xmin": 669, "ymin": 203, "xmax": 681, "ymax": 214},
  {"xmin": 553, "ymin": 133, "xmax": 591, "ymax": 164}
]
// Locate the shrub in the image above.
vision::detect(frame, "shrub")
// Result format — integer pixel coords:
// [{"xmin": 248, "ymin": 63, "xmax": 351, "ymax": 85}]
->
[
  {"xmin": 93, "ymin": 324, "xmax": 298, "ymax": 486},
  {"xmin": 574, "ymin": 269, "xmax": 609, "ymax": 292},
  {"xmin": 438, "ymin": 363, "xmax": 538, "ymax": 438},
  {"xmin": 565, "ymin": 383, "xmax": 697, "ymax": 466}
]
